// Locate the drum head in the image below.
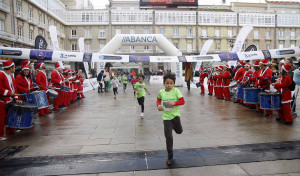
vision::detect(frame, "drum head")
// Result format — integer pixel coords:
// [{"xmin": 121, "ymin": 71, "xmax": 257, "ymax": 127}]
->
[
  {"xmin": 48, "ymin": 89, "xmax": 58, "ymax": 95},
  {"xmin": 6, "ymin": 102, "xmax": 38, "ymax": 115}
]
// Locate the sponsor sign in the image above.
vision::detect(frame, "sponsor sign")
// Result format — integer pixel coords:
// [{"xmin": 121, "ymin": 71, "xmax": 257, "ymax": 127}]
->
[
  {"xmin": 276, "ymin": 49, "xmax": 295, "ymax": 55},
  {"xmin": 83, "ymin": 53, "xmax": 93, "ymax": 62},
  {"xmin": 219, "ymin": 53, "xmax": 239, "ymax": 61},
  {"xmin": 150, "ymin": 56, "xmax": 177, "ymax": 62},
  {"xmin": 129, "ymin": 55, "xmax": 150, "ymax": 62},
  {"xmin": 192, "ymin": 56, "xmax": 214, "ymax": 61},
  {"xmin": 245, "ymin": 45, "xmax": 257, "ymax": 52},
  {"xmin": 262, "ymin": 50, "xmax": 272, "ymax": 59},
  {"xmin": 122, "ymin": 36, "xmax": 158, "ymax": 43},
  {"xmin": 35, "ymin": 35, "xmax": 47, "ymax": 50},
  {"xmin": 0, "ymin": 49, "xmax": 22, "ymax": 56},
  {"xmin": 30, "ymin": 49, "xmax": 53, "ymax": 61},
  {"xmin": 99, "ymin": 55, "xmax": 123, "ymax": 60},
  {"xmin": 178, "ymin": 56, "xmax": 187, "ymax": 62},
  {"xmin": 60, "ymin": 53, "xmax": 77, "ymax": 59}
]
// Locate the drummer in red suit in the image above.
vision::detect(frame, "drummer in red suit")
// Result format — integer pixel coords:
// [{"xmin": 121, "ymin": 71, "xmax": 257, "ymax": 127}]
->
[
  {"xmin": 67, "ymin": 70, "xmax": 73, "ymax": 105},
  {"xmin": 258, "ymin": 59, "xmax": 273, "ymax": 117},
  {"xmin": 238, "ymin": 63, "xmax": 253, "ymax": 103},
  {"xmin": 207, "ymin": 68, "xmax": 214, "ymax": 96},
  {"xmin": 273, "ymin": 64, "xmax": 293, "ymax": 125},
  {"xmin": 199, "ymin": 67, "xmax": 207, "ymax": 95},
  {"xmin": 213, "ymin": 67, "xmax": 218, "ymax": 97},
  {"xmin": 248, "ymin": 61, "xmax": 263, "ymax": 112},
  {"xmin": 215, "ymin": 66, "xmax": 224, "ymax": 99},
  {"xmin": 14, "ymin": 66, "xmax": 34, "ymax": 97},
  {"xmin": 62, "ymin": 68, "xmax": 69, "ymax": 106},
  {"xmin": 51, "ymin": 62, "xmax": 64, "ymax": 111},
  {"xmin": 234, "ymin": 61, "xmax": 246, "ymax": 103},
  {"xmin": 36, "ymin": 62, "xmax": 51, "ymax": 116},
  {"xmin": 76, "ymin": 69, "xmax": 85, "ymax": 99},
  {"xmin": 221, "ymin": 65, "xmax": 231, "ymax": 101},
  {"xmin": 0, "ymin": 60, "xmax": 22, "ymax": 141},
  {"xmin": 72, "ymin": 70, "xmax": 78, "ymax": 101}
]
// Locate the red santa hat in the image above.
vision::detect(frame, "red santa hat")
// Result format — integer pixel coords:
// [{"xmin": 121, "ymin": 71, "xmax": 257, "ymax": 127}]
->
[
  {"xmin": 55, "ymin": 62, "xmax": 64, "ymax": 69},
  {"xmin": 282, "ymin": 64, "xmax": 293, "ymax": 72},
  {"xmin": 253, "ymin": 61, "xmax": 260, "ymax": 67},
  {"xmin": 200, "ymin": 67, "xmax": 204, "ymax": 71},
  {"xmin": 22, "ymin": 60, "xmax": 30, "ymax": 67},
  {"xmin": 260, "ymin": 59, "xmax": 269, "ymax": 65},
  {"xmin": 71, "ymin": 70, "xmax": 75, "ymax": 73},
  {"xmin": 63, "ymin": 68, "xmax": 68, "ymax": 73},
  {"xmin": 2, "ymin": 60, "xmax": 14, "ymax": 69},
  {"xmin": 225, "ymin": 64, "xmax": 230, "ymax": 68},
  {"xmin": 78, "ymin": 69, "xmax": 82, "ymax": 72},
  {"xmin": 237, "ymin": 61, "xmax": 245, "ymax": 66},
  {"xmin": 68, "ymin": 70, "xmax": 72, "ymax": 73},
  {"xmin": 245, "ymin": 63, "xmax": 251, "ymax": 66},
  {"xmin": 22, "ymin": 66, "xmax": 30, "ymax": 71},
  {"xmin": 219, "ymin": 66, "xmax": 224, "ymax": 70},
  {"xmin": 37, "ymin": 62, "xmax": 45, "ymax": 70}
]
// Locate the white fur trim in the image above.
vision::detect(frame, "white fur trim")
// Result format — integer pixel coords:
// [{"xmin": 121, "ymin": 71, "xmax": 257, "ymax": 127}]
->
[
  {"xmin": 282, "ymin": 65, "xmax": 288, "ymax": 72},
  {"xmin": 4, "ymin": 90, "xmax": 8, "ymax": 96},
  {"xmin": 3, "ymin": 62, "xmax": 14, "ymax": 69},
  {"xmin": 282, "ymin": 100, "xmax": 293, "ymax": 104}
]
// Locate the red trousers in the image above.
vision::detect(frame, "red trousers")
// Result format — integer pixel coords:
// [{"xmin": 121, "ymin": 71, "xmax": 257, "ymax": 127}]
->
[
  {"xmin": 0, "ymin": 102, "xmax": 16, "ymax": 137},
  {"xmin": 200, "ymin": 83, "xmax": 205, "ymax": 94},
  {"xmin": 208, "ymin": 84, "xmax": 213, "ymax": 94},
  {"xmin": 218, "ymin": 86, "xmax": 223, "ymax": 99},
  {"xmin": 277, "ymin": 103, "xmax": 293, "ymax": 122},
  {"xmin": 53, "ymin": 90, "xmax": 62, "ymax": 111},
  {"xmin": 214, "ymin": 86, "xmax": 218, "ymax": 97},
  {"xmin": 223, "ymin": 87, "xmax": 230, "ymax": 101}
]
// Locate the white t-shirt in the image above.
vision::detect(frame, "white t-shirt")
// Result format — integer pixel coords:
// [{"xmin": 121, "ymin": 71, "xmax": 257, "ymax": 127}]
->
[{"xmin": 111, "ymin": 79, "xmax": 120, "ymax": 88}]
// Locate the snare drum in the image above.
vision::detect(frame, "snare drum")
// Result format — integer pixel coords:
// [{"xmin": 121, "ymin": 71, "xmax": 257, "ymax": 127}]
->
[
  {"xmin": 244, "ymin": 88, "xmax": 260, "ymax": 104},
  {"xmin": 26, "ymin": 91, "xmax": 49, "ymax": 109},
  {"xmin": 6, "ymin": 102, "xmax": 38, "ymax": 129},
  {"xmin": 46, "ymin": 89, "xmax": 58, "ymax": 98},
  {"xmin": 259, "ymin": 92, "xmax": 281, "ymax": 110},
  {"xmin": 236, "ymin": 85, "xmax": 246, "ymax": 100},
  {"xmin": 60, "ymin": 86, "xmax": 70, "ymax": 92}
]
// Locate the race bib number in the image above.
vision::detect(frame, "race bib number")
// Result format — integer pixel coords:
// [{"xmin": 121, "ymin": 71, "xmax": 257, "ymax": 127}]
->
[
  {"xmin": 138, "ymin": 85, "xmax": 144, "ymax": 90},
  {"xmin": 163, "ymin": 102, "xmax": 175, "ymax": 112}
]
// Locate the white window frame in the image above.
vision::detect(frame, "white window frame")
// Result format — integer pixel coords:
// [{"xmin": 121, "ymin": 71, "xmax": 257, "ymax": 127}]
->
[
  {"xmin": 71, "ymin": 44, "xmax": 77, "ymax": 51},
  {"xmin": 85, "ymin": 43, "xmax": 91, "ymax": 51},
  {"xmin": 85, "ymin": 29, "xmax": 91, "ymax": 37},
  {"xmin": 279, "ymin": 30, "xmax": 284, "ymax": 38},
  {"xmin": 254, "ymin": 30, "xmax": 259, "ymax": 39},
  {"xmin": 130, "ymin": 46, "xmax": 135, "ymax": 50},
  {"xmin": 202, "ymin": 29, "xmax": 207, "ymax": 37},
  {"xmin": 173, "ymin": 28, "xmax": 179, "ymax": 36},
  {"xmin": 279, "ymin": 43, "xmax": 283, "ymax": 49},
  {"xmin": 187, "ymin": 43, "xmax": 193, "ymax": 52},
  {"xmin": 99, "ymin": 29, "xmax": 105, "ymax": 37},
  {"xmin": 266, "ymin": 44, "xmax": 271, "ymax": 50},
  {"xmin": 17, "ymin": 26, "xmax": 22, "ymax": 38},
  {"xmin": 71, "ymin": 29, "xmax": 77, "ymax": 36},
  {"xmin": 144, "ymin": 28, "xmax": 149, "ymax": 34},
  {"xmin": 130, "ymin": 29, "xmax": 135, "ymax": 34},
  {"xmin": 266, "ymin": 30, "xmax": 271, "ymax": 39},
  {"xmin": 159, "ymin": 28, "xmax": 165, "ymax": 35},
  {"xmin": 291, "ymin": 31, "xmax": 295, "ymax": 38},
  {"xmin": 29, "ymin": 30, "xmax": 33, "ymax": 40},
  {"xmin": 187, "ymin": 28, "xmax": 192, "ymax": 37},
  {"xmin": 228, "ymin": 29, "xmax": 232, "ymax": 37}
]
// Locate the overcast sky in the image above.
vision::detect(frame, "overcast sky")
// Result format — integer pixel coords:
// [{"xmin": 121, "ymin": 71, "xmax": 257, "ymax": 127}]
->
[{"xmin": 90, "ymin": 0, "xmax": 272, "ymax": 8}]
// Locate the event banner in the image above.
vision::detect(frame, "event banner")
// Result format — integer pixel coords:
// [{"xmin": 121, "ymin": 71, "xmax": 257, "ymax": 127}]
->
[
  {"xmin": 195, "ymin": 39, "xmax": 214, "ymax": 71},
  {"xmin": 1, "ymin": 46, "xmax": 300, "ymax": 63}
]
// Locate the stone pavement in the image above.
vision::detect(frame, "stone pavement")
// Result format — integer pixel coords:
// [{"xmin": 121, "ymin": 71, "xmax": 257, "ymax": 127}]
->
[{"xmin": 0, "ymin": 83, "xmax": 300, "ymax": 175}]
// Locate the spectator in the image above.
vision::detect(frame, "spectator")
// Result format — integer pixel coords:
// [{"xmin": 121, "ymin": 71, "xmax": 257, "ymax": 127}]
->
[{"xmin": 97, "ymin": 70, "xmax": 104, "ymax": 93}]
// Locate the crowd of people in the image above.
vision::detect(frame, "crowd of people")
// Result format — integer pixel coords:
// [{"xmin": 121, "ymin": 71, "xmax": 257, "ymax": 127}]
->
[
  {"xmin": 0, "ymin": 60, "xmax": 86, "ymax": 141},
  {"xmin": 198, "ymin": 57, "xmax": 300, "ymax": 125}
]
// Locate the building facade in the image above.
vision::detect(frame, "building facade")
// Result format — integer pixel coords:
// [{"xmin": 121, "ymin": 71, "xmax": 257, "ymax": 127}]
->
[{"xmin": 0, "ymin": 0, "xmax": 299, "ymax": 72}]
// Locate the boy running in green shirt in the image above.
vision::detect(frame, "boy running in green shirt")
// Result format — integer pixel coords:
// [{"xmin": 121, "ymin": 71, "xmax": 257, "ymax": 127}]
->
[
  {"xmin": 157, "ymin": 73, "xmax": 185, "ymax": 165},
  {"xmin": 134, "ymin": 74, "xmax": 150, "ymax": 118},
  {"xmin": 122, "ymin": 74, "xmax": 128, "ymax": 93}
]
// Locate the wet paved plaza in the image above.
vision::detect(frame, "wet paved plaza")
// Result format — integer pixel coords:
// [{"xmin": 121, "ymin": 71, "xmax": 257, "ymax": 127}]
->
[{"xmin": 1, "ymin": 83, "xmax": 300, "ymax": 176}]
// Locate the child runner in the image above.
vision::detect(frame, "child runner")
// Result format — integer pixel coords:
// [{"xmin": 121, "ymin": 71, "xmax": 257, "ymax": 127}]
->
[
  {"xmin": 122, "ymin": 74, "xmax": 128, "ymax": 92},
  {"xmin": 131, "ymin": 75, "xmax": 138, "ymax": 98},
  {"xmin": 111, "ymin": 76, "xmax": 120, "ymax": 99},
  {"xmin": 156, "ymin": 73, "xmax": 185, "ymax": 165},
  {"xmin": 134, "ymin": 74, "xmax": 150, "ymax": 118}
]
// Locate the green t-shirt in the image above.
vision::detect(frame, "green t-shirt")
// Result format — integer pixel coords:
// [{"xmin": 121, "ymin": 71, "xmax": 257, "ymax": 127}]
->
[
  {"xmin": 134, "ymin": 82, "xmax": 146, "ymax": 98},
  {"xmin": 157, "ymin": 88, "xmax": 183, "ymax": 120},
  {"xmin": 123, "ymin": 76, "xmax": 128, "ymax": 84}
]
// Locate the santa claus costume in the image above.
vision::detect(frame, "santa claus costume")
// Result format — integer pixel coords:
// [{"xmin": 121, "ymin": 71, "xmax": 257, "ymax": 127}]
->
[
  {"xmin": 76, "ymin": 69, "xmax": 85, "ymax": 98},
  {"xmin": 207, "ymin": 68, "xmax": 214, "ymax": 96},
  {"xmin": 0, "ymin": 61, "xmax": 20, "ymax": 140},
  {"xmin": 51, "ymin": 62, "xmax": 64, "ymax": 111},
  {"xmin": 274, "ymin": 64, "xmax": 293, "ymax": 124},
  {"xmin": 199, "ymin": 68, "xmax": 207, "ymax": 95},
  {"xmin": 258, "ymin": 59, "xmax": 273, "ymax": 117},
  {"xmin": 221, "ymin": 65, "xmax": 231, "ymax": 101},
  {"xmin": 36, "ymin": 62, "xmax": 51, "ymax": 116}
]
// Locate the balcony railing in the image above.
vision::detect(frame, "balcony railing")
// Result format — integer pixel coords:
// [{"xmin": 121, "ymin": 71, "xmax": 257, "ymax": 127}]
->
[
  {"xmin": 16, "ymin": 11, "xmax": 27, "ymax": 21},
  {"xmin": 0, "ymin": 31, "xmax": 17, "ymax": 42},
  {"xmin": 28, "ymin": 17, "xmax": 38, "ymax": 25},
  {"xmin": 227, "ymin": 36, "xmax": 236, "ymax": 39},
  {"xmin": 98, "ymin": 35, "xmax": 106, "ymax": 39},
  {"xmin": 172, "ymin": 35, "xmax": 180, "ymax": 39},
  {"xmin": 265, "ymin": 36, "xmax": 272, "ymax": 40},
  {"xmin": 200, "ymin": 36, "xmax": 209, "ymax": 39},
  {"xmin": 69, "ymin": 35, "xmax": 78, "ymax": 39},
  {"xmin": 0, "ymin": 1, "xmax": 10, "ymax": 13},
  {"xmin": 214, "ymin": 36, "xmax": 222, "ymax": 39},
  {"xmin": 186, "ymin": 35, "xmax": 194, "ymax": 39},
  {"xmin": 85, "ymin": 35, "xmax": 92, "ymax": 39}
]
